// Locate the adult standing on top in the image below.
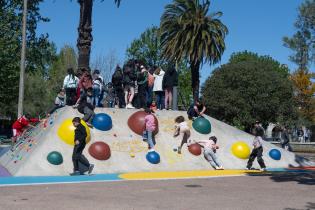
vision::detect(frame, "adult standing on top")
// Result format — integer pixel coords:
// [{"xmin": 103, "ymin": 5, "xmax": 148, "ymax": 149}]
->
[
  {"xmin": 137, "ymin": 65, "xmax": 148, "ymax": 109},
  {"xmin": 162, "ymin": 65, "xmax": 178, "ymax": 110},
  {"xmin": 123, "ymin": 60, "xmax": 137, "ymax": 109},
  {"xmin": 153, "ymin": 67, "xmax": 165, "ymax": 110},
  {"xmin": 112, "ymin": 65, "xmax": 125, "ymax": 108},
  {"xmin": 92, "ymin": 69, "xmax": 104, "ymax": 107},
  {"xmin": 63, "ymin": 68, "xmax": 79, "ymax": 106},
  {"xmin": 146, "ymin": 66, "xmax": 155, "ymax": 107}
]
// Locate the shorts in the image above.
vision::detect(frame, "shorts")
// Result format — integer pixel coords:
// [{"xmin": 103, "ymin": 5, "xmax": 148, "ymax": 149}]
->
[{"xmin": 12, "ymin": 129, "xmax": 23, "ymax": 137}]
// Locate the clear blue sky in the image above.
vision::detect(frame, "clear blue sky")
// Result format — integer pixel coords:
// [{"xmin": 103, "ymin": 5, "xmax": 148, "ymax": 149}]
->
[{"xmin": 37, "ymin": 0, "xmax": 305, "ymax": 84}]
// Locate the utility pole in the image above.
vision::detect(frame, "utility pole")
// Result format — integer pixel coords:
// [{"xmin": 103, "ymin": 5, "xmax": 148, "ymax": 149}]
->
[{"xmin": 17, "ymin": 0, "xmax": 28, "ymax": 118}]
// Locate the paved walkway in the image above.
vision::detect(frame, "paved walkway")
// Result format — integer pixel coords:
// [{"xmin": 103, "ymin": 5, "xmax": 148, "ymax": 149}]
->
[{"xmin": 0, "ymin": 172, "xmax": 314, "ymax": 210}]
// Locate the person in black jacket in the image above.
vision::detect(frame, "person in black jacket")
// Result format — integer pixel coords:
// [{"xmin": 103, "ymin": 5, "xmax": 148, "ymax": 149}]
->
[
  {"xmin": 70, "ymin": 117, "xmax": 94, "ymax": 176},
  {"xmin": 123, "ymin": 60, "xmax": 137, "ymax": 109},
  {"xmin": 162, "ymin": 64, "xmax": 178, "ymax": 110},
  {"xmin": 281, "ymin": 126, "xmax": 292, "ymax": 151},
  {"xmin": 112, "ymin": 65, "xmax": 125, "ymax": 108},
  {"xmin": 74, "ymin": 88, "xmax": 95, "ymax": 127}
]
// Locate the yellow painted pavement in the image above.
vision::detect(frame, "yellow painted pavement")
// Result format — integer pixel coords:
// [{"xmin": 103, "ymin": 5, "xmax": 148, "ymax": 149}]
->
[{"xmin": 119, "ymin": 170, "xmax": 262, "ymax": 180}]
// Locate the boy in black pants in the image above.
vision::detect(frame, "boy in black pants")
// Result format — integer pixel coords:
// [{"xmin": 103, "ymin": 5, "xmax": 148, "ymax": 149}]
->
[
  {"xmin": 74, "ymin": 88, "xmax": 95, "ymax": 128},
  {"xmin": 70, "ymin": 117, "xmax": 94, "ymax": 176},
  {"xmin": 246, "ymin": 128, "xmax": 266, "ymax": 171}
]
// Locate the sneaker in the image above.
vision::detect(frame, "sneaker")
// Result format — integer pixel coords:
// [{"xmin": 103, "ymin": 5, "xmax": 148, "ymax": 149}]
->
[
  {"xmin": 214, "ymin": 166, "xmax": 220, "ymax": 170},
  {"xmin": 245, "ymin": 167, "xmax": 251, "ymax": 170},
  {"xmin": 70, "ymin": 171, "xmax": 81, "ymax": 176},
  {"xmin": 149, "ymin": 148, "xmax": 155, "ymax": 152},
  {"xmin": 126, "ymin": 104, "xmax": 135, "ymax": 109},
  {"xmin": 218, "ymin": 166, "xmax": 224, "ymax": 170},
  {"xmin": 88, "ymin": 164, "xmax": 94, "ymax": 175},
  {"xmin": 259, "ymin": 168, "xmax": 266, "ymax": 172}
]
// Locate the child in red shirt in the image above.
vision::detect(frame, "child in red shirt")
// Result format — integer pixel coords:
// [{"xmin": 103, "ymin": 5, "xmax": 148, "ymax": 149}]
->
[{"xmin": 12, "ymin": 114, "xmax": 39, "ymax": 142}]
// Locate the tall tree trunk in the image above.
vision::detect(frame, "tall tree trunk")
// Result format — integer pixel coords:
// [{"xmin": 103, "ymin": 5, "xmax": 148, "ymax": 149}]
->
[
  {"xmin": 77, "ymin": 0, "xmax": 93, "ymax": 74},
  {"xmin": 190, "ymin": 61, "xmax": 200, "ymax": 102}
]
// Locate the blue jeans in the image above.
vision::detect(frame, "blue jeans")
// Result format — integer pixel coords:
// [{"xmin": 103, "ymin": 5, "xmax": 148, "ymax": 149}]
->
[
  {"xmin": 204, "ymin": 149, "xmax": 221, "ymax": 168},
  {"xmin": 155, "ymin": 91, "xmax": 165, "ymax": 110},
  {"xmin": 93, "ymin": 87, "xmax": 101, "ymax": 107},
  {"xmin": 143, "ymin": 130, "xmax": 155, "ymax": 149}
]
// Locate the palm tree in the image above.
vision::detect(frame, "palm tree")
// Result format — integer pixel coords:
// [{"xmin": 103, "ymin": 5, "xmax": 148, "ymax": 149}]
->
[
  {"xmin": 160, "ymin": 0, "xmax": 228, "ymax": 100},
  {"xmin": 77, "ymin": 0, "xmax": 121, "ymax": 72}
]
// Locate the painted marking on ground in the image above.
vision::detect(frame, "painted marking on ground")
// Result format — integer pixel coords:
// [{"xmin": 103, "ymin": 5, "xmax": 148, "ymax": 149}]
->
[
  {"xmin": 0, "ymin": 173, "xmax": 121, "ymax": 187},
  {"xmin": 119, "ymin": 170, "xmax": 262, "ymax": 180}
]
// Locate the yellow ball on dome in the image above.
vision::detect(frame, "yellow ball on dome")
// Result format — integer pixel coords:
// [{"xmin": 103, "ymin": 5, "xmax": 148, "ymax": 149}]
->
[
  {"xmin": 57, "ymin": 118, "xmax": 91, "ymax": 145},
  {"xmin": 231, "ymin": 141, "xmax": 250, "ymax": 159}
]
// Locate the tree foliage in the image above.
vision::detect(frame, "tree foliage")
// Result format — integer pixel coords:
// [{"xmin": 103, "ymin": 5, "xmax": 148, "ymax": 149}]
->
[
  {"xmin": 0, "ymin": 0, "xmax": 55, "ymax": 118},
  {"xmin": 160, "ymin": 0, "xmax": 228, "ymax": 100},
  {"xmin": 283, "ymin": 0, "xmax": 315, "ymax": 70},
  {"xmin": 126, "ymin": 26, "xmax": 165, "ymax": 67},
  {"xmin": 202, "ymin": 52, "xmax": 297, "ymax": 130},
  {"xmin": 290, "ymin": 69, "xmax": 315, "ymax": 124}
]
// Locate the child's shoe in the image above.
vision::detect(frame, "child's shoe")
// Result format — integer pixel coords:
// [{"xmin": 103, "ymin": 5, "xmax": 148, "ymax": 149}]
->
[
  {"xmin": 259, "ymin": 168, "xmax": 266, "ymax": 172},
  {"xmin": 218, "ymin": 166, "xmax": 224, "ymax": 170},
  {"xmin": 70, "ymin": 171, "xmax": 81, "ymax": 176},
  {"xmin": 88, "ymin": 164, "xmax": 94, "ymax": 175}
]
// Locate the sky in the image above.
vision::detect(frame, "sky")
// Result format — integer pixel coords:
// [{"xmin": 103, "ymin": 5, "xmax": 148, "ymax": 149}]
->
[{"xmin": 37, "ymin": 0, "xmax": 306, "ymax": 84}]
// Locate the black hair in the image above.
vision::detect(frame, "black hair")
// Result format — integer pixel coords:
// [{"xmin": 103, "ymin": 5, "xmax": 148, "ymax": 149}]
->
[
  {"xmin": 145, "ymin": 107, "xmax": 154, "ymax": 114},
  {"xmin": 72, "ymin": 117, "xmax": 81, "ymax": 123},
  {"xmin": 25, "ymin": 113, "xmax": 31, "ymax": 119},
  {"xmin": 86, "ymin": 87, "xmax": 93, "ymax": 93},
  {"xmin": 209, "ymin": 136, "xmax": 217, "ymax": 143},
  {"xmin": 175, "ymin": 116, "xmax": 185, "ymax": 123},
  {"xmin": 67, "ymin": 67, "xmax": 75, "ymax": 79},
  {"xmin": 94, "ymin": 69, "xmax": 100, "ymax": 75}
]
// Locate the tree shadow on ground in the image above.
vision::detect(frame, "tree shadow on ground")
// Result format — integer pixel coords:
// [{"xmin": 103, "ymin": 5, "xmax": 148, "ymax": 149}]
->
[{"xmin": 284, "ymin": 202, "xmax": 315, "ymax": 210}]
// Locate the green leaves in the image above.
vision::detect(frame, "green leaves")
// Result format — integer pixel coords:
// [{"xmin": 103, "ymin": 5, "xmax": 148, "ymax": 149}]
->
[
  {"xmin": 160, "ymin": 0, "xmax": 228, "ymax": 99},
  {"xmin": 202, "ymin": 51, "xmax": 297, "ymax": 130}
]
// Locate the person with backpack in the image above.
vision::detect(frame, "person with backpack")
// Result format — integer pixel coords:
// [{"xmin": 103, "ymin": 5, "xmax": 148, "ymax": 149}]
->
[
  {"xmin": 63, "ymin": 68, "xmax": 79, "ymax": 106},
  {"xmin": 162, "ymin": 65, "xmax": 178, "ymax": 110},
  {"xmin": 137, "ymin": 65, "xmax": 148, "ymax": 109},
  {"xmin": 112, "ymin": 65, "xmax": 125, "ymax": 108},
  {"xmin": 92, "ymin": 70, "xmax": 104, "ymax": 107},
  {"xmin": 153, "ymin": 67, "xmax": 165, "ymax": 110},
  {"xmin": 123, "ymin": 60, "xmax": 137, "ymax": 109}
]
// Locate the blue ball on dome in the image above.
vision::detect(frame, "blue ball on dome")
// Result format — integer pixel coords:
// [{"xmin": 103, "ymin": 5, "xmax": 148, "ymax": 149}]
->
[
  {"xmin": 269, "ymin": 149, "xmax": 281, "ymax": 160},
  {"xmin": 92, "ymin": 113, "xmax": 112, "ymax": 131},
  {"xmin": 146, "ymin": 151, "xmax": 160, "ymax": 164}
]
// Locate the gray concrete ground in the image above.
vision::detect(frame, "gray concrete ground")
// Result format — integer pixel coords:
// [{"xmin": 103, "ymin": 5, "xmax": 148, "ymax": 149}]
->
[{"xmin": 0, "ymin": 173, "xmax": 314, "ymax": 210}]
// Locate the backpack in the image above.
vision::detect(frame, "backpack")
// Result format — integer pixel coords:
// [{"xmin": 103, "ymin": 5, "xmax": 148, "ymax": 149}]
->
[{"xmin": 112, "ymin": 70, "xmax": 123, "ymax": 86}]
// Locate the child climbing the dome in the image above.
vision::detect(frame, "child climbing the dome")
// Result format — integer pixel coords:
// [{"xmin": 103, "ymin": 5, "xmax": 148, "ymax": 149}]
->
[
  {"xmin": 73, "ymin": 87, "xmax": 95, "ymax": 128},
  {"xmin": 71, "ymin": 117, "xmax": 94, "ymax": 176},
  {"xmin": 194, "ymin": 136, "xmax": 224, "ymax": 170},
  {"xmin": 144, "ymin": 108, "xmax": 156, "ymax": 152},
  {"xmin": 12, "ymin": 113, "xmax": 40, "ymax": 144},
  {"xmin": 246, "ymin": 128, "xmax": 266, "ymax": 171},
  {"xmin": 174, "ymin": 116, "xmax": 191, "ymax": 154}
]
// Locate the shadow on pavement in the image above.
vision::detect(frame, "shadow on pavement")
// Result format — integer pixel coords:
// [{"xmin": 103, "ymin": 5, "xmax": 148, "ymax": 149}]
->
[
  {"xmin": 246, "ymin": 171, "xmax": 315, "ymax": 186},
  {"xmin": 284, "ymin": 202, "xmax": 315, "ymax": 210}
]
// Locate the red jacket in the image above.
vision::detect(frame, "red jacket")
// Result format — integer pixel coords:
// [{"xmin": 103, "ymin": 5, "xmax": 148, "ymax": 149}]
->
[{"xmin": 12, "ymin": 116, "xmax": 39, "ymax": 130}]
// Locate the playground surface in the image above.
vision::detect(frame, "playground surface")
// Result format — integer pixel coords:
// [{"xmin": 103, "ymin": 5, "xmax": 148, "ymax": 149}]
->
[{"xmin": 0, "ymin": 171, "xmax": 314, "ymax": 210}]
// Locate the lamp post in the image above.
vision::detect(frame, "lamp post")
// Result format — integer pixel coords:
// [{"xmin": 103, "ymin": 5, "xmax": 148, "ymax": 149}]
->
[{"xmin": 17, "ymin": 0, "xmax": 28, "ymax": 118}]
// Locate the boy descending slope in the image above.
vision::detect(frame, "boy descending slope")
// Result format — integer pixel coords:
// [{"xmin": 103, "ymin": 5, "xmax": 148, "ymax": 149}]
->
[{"xmin": 71, "ymin": 117, "xmax": 94, "ymax": 176}]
